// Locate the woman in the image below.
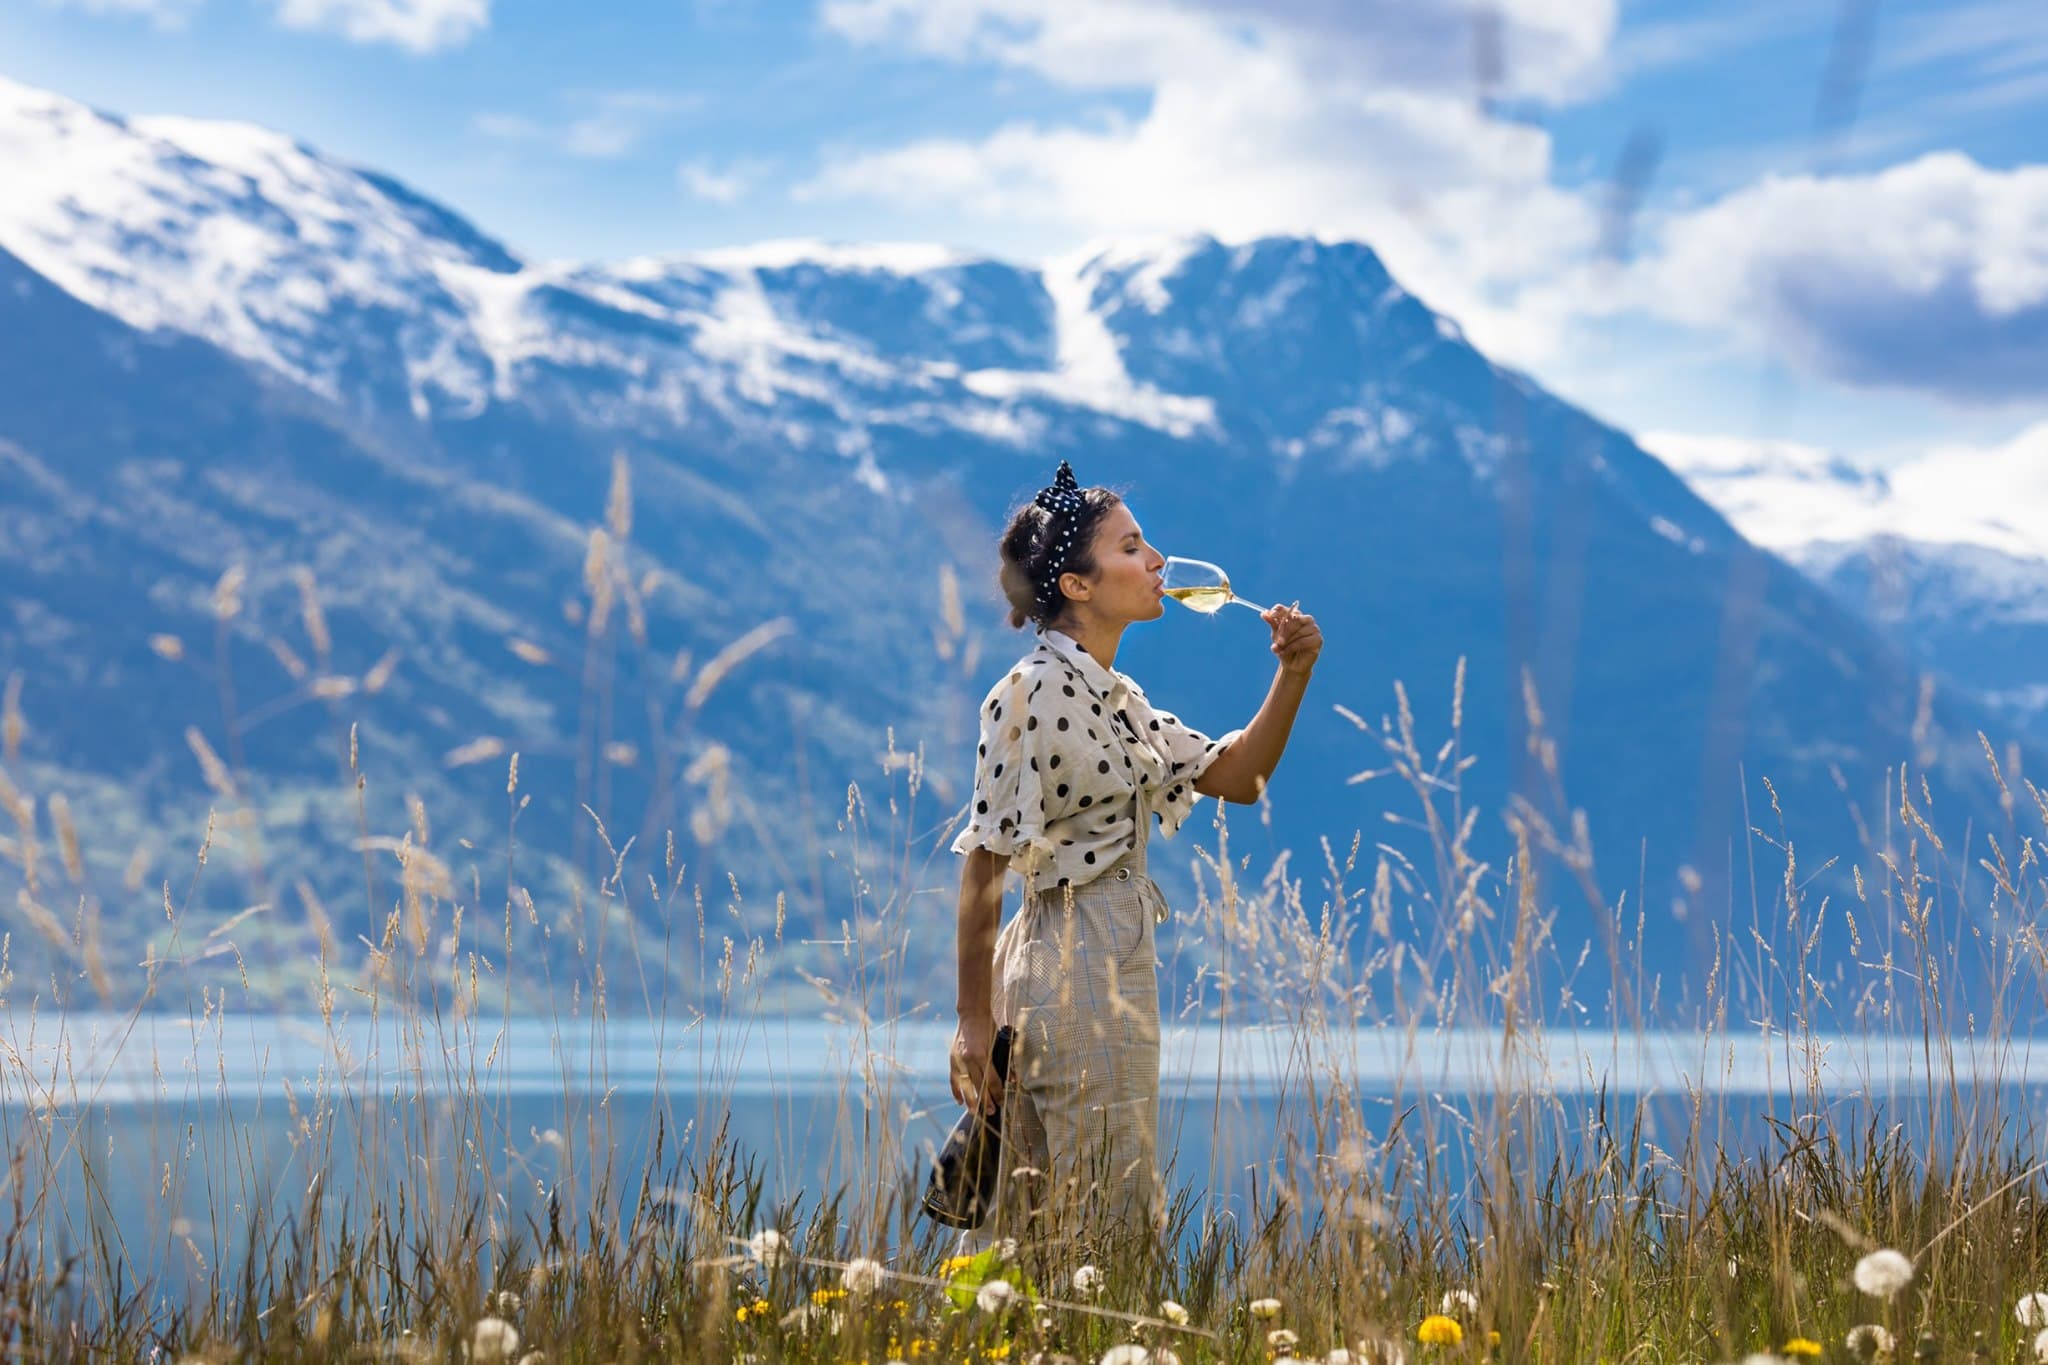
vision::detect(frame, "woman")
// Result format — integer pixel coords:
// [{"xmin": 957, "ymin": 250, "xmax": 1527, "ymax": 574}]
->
[{"xmin": 949, "ymin": 460, "xmax": 1323, "ymax": 1245}]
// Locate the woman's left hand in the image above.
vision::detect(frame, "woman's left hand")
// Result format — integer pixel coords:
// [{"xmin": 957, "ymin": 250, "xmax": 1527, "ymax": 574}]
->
[{"xmin": 1262, "ymin": 602, "xmax": 1322, "ymax": 677}]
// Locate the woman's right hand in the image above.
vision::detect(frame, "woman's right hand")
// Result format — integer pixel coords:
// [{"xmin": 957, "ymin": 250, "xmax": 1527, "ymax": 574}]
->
[{"xmin": 950, "ymin": 1014, "xmax": 1003, "ymax": 1116}]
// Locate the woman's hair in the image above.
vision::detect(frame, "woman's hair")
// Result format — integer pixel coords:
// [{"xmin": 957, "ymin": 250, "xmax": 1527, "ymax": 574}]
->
[{"xmin": 996, "ymin": 484, "xmax": 1124, "ymax": 631}]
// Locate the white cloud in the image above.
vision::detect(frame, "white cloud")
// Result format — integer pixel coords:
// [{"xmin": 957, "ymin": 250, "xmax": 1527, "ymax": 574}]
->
[
  {"xmin": 563, "ymin": 91, "xmax": 701, "ymax": 160},
  {"xmin": 679, "ymin": 158, "xmax": 763, "ymax": 205},
  {"xmin": 471, "ymin": 92, "xmax": 700, "ymax": 160},
  {"xmin": 38, "ymin": 0, "xmax": 199, "ymax": 26},
  {"xmin": 805, "ymin": 0, "xmax": 1609, "ymax": 366},
  {"xmin": 820, "ymin": 0, "xmax": 1615, "ymax": 103},
  {"xmin": 1631, "ymin": 153, "xmax": 2048, "ymax": 403},
  {"xmin": 471, "ymin": 111, "xmax": 541, "ymax": 141},
  {"xmin": 809, "ymin": 0, "xmax": 2048, "ymax": 412},
  {"xmin": 268, "ymin": 0, "xmax": 490, "ymax": 53}
]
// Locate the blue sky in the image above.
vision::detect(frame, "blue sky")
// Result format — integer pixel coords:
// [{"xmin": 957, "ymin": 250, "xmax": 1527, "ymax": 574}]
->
[{"xmin": 6, "ymin": 0, "xmax": 2047, "ymax": 463}]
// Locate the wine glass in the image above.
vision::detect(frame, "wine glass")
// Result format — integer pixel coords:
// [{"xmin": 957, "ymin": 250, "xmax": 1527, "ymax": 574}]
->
[{"xmin": 1161, "ymin": 555, "xmax": 1269, "ymax": 615}]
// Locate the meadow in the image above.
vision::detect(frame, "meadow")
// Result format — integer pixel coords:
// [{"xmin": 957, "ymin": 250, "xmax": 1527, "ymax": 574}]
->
[{"xmin": 3, "ymin": 540, "xmax": 2047, "ymax": 1365}]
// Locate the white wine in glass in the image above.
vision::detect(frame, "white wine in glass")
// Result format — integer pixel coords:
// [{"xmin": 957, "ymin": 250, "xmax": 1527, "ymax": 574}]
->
[{"xmin": 1161, "ymin": 555, "xmax": 1269, "ymax": 615}]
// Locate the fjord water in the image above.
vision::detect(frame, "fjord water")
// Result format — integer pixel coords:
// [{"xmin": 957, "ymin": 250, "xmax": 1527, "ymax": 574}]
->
[{"xmin": 11, "ymin": 1013, "xmax": 2048, "ymax": 1284}]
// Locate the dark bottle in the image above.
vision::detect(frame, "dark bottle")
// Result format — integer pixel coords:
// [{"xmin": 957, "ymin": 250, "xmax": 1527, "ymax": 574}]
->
[{"xmin": 921, "ymin": 1025, "xmax": 1015, "ymax": 1229}]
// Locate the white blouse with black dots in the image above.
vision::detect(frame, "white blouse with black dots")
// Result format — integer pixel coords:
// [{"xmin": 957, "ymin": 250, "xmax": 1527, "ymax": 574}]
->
[{"xmin": 950, "ymin": 628, "xmax": 1243, "ymax": 893}]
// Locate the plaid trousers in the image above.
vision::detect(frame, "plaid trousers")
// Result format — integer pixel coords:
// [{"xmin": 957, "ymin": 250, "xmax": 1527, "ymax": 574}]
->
[{"xmin": 988, "ymin": 802, "xmax": 1169, "ymax": 1243}]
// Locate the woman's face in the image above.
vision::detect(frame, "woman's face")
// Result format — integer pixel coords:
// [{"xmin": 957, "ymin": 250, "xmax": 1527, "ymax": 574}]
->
[{"xmin": 1060, "ymin": 502, "xmax": 1166, "ymax": 625}]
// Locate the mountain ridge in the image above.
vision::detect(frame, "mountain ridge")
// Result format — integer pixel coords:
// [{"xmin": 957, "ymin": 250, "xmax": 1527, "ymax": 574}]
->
[{"xmin": 0, "ymin": 74, "xmax": 2024, "ymax": 1019}]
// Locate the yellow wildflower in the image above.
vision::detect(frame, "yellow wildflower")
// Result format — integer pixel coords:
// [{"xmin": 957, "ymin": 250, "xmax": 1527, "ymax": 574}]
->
[
  {"xmin": 1784, "ymin": 1340, "xmax": 1822, "ymax": 1358},
  {"xmin": 942, "ymin": 1255, "xmax": 979, "ymax": 1276},
  {"xmin": 986, "ymin": 1344, "xmax": 1013, "ymax": 1361},
  {"xmin": 1418, "ymin": 1315, "xmax": 1464, "ymax": 1347},
  {"xmin": 812, "ymin": 1287, "xmax": 849, "ymax": 1305}
]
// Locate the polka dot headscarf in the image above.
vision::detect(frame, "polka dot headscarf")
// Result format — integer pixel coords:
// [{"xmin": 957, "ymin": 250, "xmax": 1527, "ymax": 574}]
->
[{"xmin": 1032, "ymin": 460, "xmax": 1086, "ymax": 616}]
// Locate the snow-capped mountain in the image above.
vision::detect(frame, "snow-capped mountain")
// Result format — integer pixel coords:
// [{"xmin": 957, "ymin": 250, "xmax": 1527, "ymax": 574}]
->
[
  {"xmin": 1648, "ymin": 426, "xmax": 2048, "ymax": 734},
  {"xmin": 0, "ymin": 76, "xmax": 2023, "ymax": 1014}
]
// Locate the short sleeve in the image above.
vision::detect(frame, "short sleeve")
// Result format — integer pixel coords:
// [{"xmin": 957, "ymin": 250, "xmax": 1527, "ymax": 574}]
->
[
  {"xmin": 1147, "ymin": 707, "xmax": 1242, "ymax": 840},
  {"xmin": 950, "ymin": 671, "xmax": 1056, "ymax": 878}
]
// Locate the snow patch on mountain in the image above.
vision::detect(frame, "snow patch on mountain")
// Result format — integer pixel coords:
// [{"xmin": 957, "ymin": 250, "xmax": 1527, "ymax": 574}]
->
[
  {"xmin": 689, "ymin": 239, "xmax": 982, "ymax": 275},
  {"xmin": 1644, "ymin": 425, "xmax": 2048, "ymax": 565},
  {"xmin": 959, "ymin": 246, "xmax": 1216, "ymax": 439}
]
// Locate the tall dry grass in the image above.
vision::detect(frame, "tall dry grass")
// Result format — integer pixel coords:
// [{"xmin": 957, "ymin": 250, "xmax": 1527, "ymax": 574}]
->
[{"xmin": 0, "ymin": 461, "xmax": 2045, "ymax": 1362}]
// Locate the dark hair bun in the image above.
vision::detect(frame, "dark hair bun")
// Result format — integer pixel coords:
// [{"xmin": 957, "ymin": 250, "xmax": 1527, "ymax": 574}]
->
[{"xmin": 994, "ymin": 484, "xmax": 1122, "ymax": 631}]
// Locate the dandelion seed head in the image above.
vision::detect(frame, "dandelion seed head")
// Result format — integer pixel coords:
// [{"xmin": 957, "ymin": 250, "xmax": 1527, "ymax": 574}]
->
[
  {"xmin": 468, "ymin": 1317, "xmax": 520, "ymax": 1364},
  {"xmin": 1327, "ymin": 1352, "xmax": 1355, "ymax": 1365},
  {"xmin": 1846, "ymin": 1324, "xmax": 1895, "ymax": 1359},
  {"xmin": 2034, "ymin": 1327, "xmax": 2048, "ymax": 1365},
  {"xmin": 1250, "ymin": 1297, "xmax": 1284, "ymax": 1320},
  {"xmin": 843, "ymin": 1257, "xmax": 887, "ymax": 1296},
  {"xmin": 1159, "ymin": 1300, "xmax": 1189, "ymax": 1325},
  {"xmin": 1853, "ymin": 1248, "xmax": 1914, "ymax": 1299},
  {"xmin": 1072, "ymin": 1264, "xmax": 1105, "ymax": 1296},
  {"xmin": 1153, "ymin": 1351, "xmax": 1180, "ymax": 1365},
  {"xmin": 978, "ymin": 1279, "xmax": 1017, "ymax": 1314},
  {"xmin": 1439, "ymin": 1289, "xmax": 1479, "ymax": 1318},
  {"xmin": 745, "ymin": 1228, "xmax": 789, "ymax": 1269},
  {"xmin": 1268, "ymin": 1328, "xmax": 1300, "ymax": 1352},
  {"xmin": 493, "ymin": 1290, "xmax": 521, "ymax": 1317},
  {"xmin": 1099, "ymin": 1347, "xmax": 1150, "ymax": 1365},
  {"xmin": 2020, "ymin": 1292, "xmax": 2048, "ymax": 1328}
]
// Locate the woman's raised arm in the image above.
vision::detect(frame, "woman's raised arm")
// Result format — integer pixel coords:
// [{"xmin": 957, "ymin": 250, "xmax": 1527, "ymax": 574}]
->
[{"xmin": 1196, "ymin": 604, "xmax": 1323, "ymax": 804}]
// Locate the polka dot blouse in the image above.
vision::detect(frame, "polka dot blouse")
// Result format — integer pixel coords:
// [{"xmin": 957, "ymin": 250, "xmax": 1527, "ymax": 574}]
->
[{"xmin": 950, "ymin": 628, "xmax": 1242, "ymax": 893}]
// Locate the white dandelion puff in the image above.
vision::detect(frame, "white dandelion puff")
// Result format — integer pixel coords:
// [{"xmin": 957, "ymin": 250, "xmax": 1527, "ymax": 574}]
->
[
  {"xmin": 1249, "ymin": 1297, "xmax": 1283, "ymax": 1320},
  {"xmin": 468, "ymin": 1317, "xmax": 520, "ymax": 1364},
  {"xmin": 1440, "ymin": 1288, "xmax": 1479, "ymax": 1317},
  {"xmin": 2021, "ymin": 1293, "xmax": 2048, "ymax": 1329},
  {"xmin": 1846, "ymin": 1324, "xmax": 1894, "ymax": 1359},
  {"xmin": 1853, "ymin": 1248, "xmax": 1914, "ymax": 1299},
  {"xmin": 1100, "ymin": 1347, "xmax": 1151, "ymax": 1365},
  {"xmin": 745, "ymin": 1228, "xmax": 789, "ymax": 1270},
  {"xmin": 1326, "ymin": 1352, "xmax": 1355, "ymax": 1365},
  {"xmin": 1158, "ymin": 1300, "xmax": 1189, "ymax": 1325},
  {"xmin": 2034, "ymin": 1327, "xmax": 2048, "ymax": 1365},
  {"xmin": 842, "ymin": 1257, "xmax": 886, "ymax": 1296},
  {"xmin": 978, "ymin": 1279, "xmax": 1017, "ymax": 1314},
  {"xmin": 1268, "ymin": 1328, "xmax": 1300, "ymax": 1352},
  {"xmin": 1072, "ymin": 1264, "xmax": 1105, "ymax": 1297}
]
